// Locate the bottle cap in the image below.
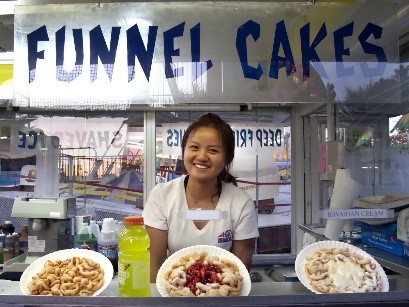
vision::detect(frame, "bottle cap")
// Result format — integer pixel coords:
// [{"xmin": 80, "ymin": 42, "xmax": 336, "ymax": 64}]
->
[
  {"xmin": 124, "ymin": 216, "xmax": 144, "ymax": 226},
  {"xmin": 101, "ymin": 218, "xmax": 116, "ymax": 233}
]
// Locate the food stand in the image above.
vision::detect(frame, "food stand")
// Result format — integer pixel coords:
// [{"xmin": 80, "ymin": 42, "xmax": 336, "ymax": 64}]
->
[{"xmin": 1, "ymin": 0, "xmax": 409, "ymax": 305}]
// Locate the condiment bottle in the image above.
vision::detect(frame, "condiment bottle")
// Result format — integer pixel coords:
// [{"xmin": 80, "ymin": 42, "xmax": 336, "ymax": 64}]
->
[
  {"xmin": 2, "ymin": 242, "xmax": 13, "ymax": 263},
  {"xmin": 0, "ymin": 242, "xmax": 3, "ymax": 264},
  {"xmin": 1, "ymin": 221, "xmax": 15, "ymax": 235},
  {"xmin": 97, "ymin": 218, "xmax": 118, "ymax": 273},
  {"xmin": 11, "ymin": 232, "xmax": 19, "ymax": 257},
  {"xmin": 19, "ymin": 225, "xmax": 29, "ymax": 254},
  {"xmin": 0, "ymin": 232, "xmax": 5, "ymax": 248},
  {"xmin": 4, "ymin": 234, "xmax": 13, "ymax": 250}
]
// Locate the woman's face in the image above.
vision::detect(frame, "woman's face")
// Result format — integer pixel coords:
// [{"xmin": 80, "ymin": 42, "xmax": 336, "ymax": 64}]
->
[{"xmin": 183, "ymin": 126, "xmax": 226, "ymax": 183}]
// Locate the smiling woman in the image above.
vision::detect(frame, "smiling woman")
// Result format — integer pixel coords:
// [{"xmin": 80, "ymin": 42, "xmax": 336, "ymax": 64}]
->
[{"xmin": 142, "ymin": 113, "xmax": 259, "ymax": 282}]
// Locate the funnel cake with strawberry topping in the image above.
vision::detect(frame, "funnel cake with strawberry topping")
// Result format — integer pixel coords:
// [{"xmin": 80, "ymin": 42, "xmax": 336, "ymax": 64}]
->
[{"xmin": 163, "ymin": 251, "xmax": 243, "ymax": 297}]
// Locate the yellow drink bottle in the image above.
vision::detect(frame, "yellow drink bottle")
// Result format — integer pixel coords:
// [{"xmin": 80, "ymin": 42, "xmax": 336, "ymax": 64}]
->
[{"xmin": 118, "ymin": 216, "xmax": 150, "ymax": 297}]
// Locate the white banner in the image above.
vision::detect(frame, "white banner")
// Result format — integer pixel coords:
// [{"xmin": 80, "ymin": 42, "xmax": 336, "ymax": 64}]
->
[{"xmin": 13, "ymin": 2, "xmax": 399, "ymax": 107}]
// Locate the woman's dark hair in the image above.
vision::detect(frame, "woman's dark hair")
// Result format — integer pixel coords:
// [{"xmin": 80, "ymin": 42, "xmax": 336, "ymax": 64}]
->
[{"xmin": 181, "ymin": 113, "xmax": 237, "ymax": 191}]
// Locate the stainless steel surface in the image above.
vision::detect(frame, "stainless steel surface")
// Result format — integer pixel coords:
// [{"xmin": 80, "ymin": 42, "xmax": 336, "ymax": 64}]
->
[
  {"xmin": 27, "ymin": 218, "xmax": 73, "ymax": 257},
  {"xmin": 298, "ymin": 223, "xmax": 329, "ymax": 241},
  {"xmin": 267, "ymin": 266, "xmax": 299, "ymax": 282},
  {"xmin": 339, "ymin": 231, "xmax": 361, "ymax": 244},
  {"xmin": 252, "ymin": 253, "xmax": 296, "ymax": 267},
  {"xmin": 2, "ymin": 276, "xmax": 409, "ymax": 306}
]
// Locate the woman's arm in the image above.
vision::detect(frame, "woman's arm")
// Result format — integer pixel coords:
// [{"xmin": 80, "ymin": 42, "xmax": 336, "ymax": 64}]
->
[
  {"xmin": 231, "ymin": 238, "xmax": 256, "ymax": 271},
  {"xmin": 145, "ymin": 225, "xmax": 168, "ymax": 282}
]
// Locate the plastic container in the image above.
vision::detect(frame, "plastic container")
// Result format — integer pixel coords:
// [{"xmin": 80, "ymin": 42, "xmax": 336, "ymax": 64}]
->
[
  {"xmin": 34, "ymin": 135, "xmax": 60, "ymax": 198},
  {"xmin": 74, "ymin": 222, "xmax": 97, "ymax": 251},
  {"xmin": 118, "ymin": 216, "xmax": 150, "ymax": 297},
  {"xmin": 97, "ymin": 218, "xmax": 118, "ymax": 273},
  {"xmin": 75, "ymin": 202, "xmax": 97, "ymax": 232},
  {"xmin": 89, "ymin": 220, "xmax": 101, "ymax": 238},
  {"xmin": 116, "ymin": 221, "xmax": 125, "ymax": 237}
]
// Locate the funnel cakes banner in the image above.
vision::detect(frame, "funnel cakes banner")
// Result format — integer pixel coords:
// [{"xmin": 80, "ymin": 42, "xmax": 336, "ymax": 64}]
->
[{"xmin": 13, "ymin": 2, "xmax": 399, "ymax": 108}]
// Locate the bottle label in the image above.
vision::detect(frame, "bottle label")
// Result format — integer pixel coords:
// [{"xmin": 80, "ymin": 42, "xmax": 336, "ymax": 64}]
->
[
  {"xmin": 118, "ymin": 259, "xmax": 150, "ymax": 290},
  {"xmin": 97, "ymin": 244, "xmax": 118, "ymax": 261},
  {"xmin": 74, "ymin": 241, "xmax": 97, "ymax": 251}
]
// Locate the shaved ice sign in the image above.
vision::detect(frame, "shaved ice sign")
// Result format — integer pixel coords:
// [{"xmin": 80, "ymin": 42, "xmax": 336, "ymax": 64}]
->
[{"xmin": 11, "ymin": 118, "xmax": 127, "ymax": 157}]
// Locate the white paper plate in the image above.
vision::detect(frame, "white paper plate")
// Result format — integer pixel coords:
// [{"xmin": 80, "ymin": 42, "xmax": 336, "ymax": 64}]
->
[
  {"xmin": 295, "ymin": 241, "xmax": 389, "ymax": 294},
  {"xmin": 156, "ymin": 245, "xmax": 251, "ymax": 297},
  {"xmin": 20, "ymin": 249, "xmax": 114, "ymax": 296}
]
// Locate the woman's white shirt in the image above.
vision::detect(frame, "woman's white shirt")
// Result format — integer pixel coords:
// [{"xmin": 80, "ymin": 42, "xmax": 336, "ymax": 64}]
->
[{"xmin": 142, "ymin": 175, "xmax": 259, "ymax": 255}]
